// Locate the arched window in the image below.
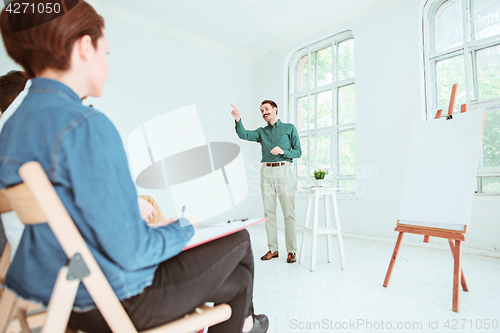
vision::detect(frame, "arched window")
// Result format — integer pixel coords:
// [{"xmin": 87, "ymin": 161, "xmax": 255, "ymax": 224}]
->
[
  {"xmin": 423, "ymin": 0, "xmax": 500, "ymax": 194},
  {"xmin": 288, "ymin": 31, "xmax": 355, "ymax": 193}
]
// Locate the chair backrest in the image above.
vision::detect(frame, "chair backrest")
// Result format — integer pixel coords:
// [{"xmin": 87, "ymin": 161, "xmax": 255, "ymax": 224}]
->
[
  {"xmin": 6, "ymin": 161, "xmax": 138, "ymax": 333},
  {"xmin": 0, "ymin": 189, "xmax": 12, "ymax": 284},
  {"xmin": 0, "ymin": 189, "xmax": 13, "ymax": 214},
  {"xmin": 4, "ymin": 162, "xmax": 231, "ymax": 333}
]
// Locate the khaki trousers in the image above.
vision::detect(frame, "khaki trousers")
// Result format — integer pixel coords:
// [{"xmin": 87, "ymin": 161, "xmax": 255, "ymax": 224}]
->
[{"xmin": 260, "ymin": 164, "xmax": 297, "ymax": 253}]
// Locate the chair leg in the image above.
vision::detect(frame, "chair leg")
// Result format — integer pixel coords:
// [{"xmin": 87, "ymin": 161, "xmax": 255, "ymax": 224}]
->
[
  {"xmin": 41, "ymin": 267, "xmax": 80, "ymax": 333},
  {"xmin": 13, "ymin": 308, "xmax": 30, "ymax": 333},
  {"xmin": 299, "ymin": 192, "xmax": 313, "ymax": 264},
  {"xmin": 383, "ymin": 232, "xmax": 404, "ymax": 287},
  {"xmin": 324, "ymin": 195, "xmax": 333, "ymax": 263},
  {"xmin": 331, "ymin": 194, "xmax": 346, "ymax": 270},
  {"xmin": 0, "ymin": 243, "xmax": 11, "ymax": 287},
  {"xmin": 0, "ymin": 288, "xmax": 16, "ymax": 332},
  {"xmin": 310, "ymin": 191, "xmax": 319, "ymax": 272},
  {"xmin": 5, "ymin": 311, "xmax": 47, "ymax": 333}
]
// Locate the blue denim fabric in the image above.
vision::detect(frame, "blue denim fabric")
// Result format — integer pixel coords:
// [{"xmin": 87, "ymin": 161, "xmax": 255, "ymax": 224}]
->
[{"xmin": 0, "ymin": 78, "xmax": 194, "ymax": 310}]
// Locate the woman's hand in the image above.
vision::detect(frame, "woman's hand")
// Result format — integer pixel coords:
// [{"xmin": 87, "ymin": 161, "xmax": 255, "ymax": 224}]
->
[
  {"xmin": 138, "ymin": 197, "xmax": 156, "ymax": 223},
  {"xmin": 150, "ymin": 218, "xmax": 177, "ymax": 228},
  {"xmin": 150, "ymin": 216, "xmax": 198, "ymax": 229}
]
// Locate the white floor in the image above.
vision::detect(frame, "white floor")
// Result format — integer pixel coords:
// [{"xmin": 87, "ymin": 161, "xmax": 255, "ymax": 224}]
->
[{"xmin": 248, "ymin": 225, "xmax": 500, "ymax": 333}]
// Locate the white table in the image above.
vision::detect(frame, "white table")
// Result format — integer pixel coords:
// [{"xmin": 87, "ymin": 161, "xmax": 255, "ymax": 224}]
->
[{"xmin": 299, "ymin": 187, "xmax": 346, "ymax": 272}]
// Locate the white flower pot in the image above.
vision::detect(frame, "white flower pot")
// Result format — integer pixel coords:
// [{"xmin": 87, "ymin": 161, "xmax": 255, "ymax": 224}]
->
[{"xmin": 314, "ymin": 179, "xmax": 324, "ymax": 187}]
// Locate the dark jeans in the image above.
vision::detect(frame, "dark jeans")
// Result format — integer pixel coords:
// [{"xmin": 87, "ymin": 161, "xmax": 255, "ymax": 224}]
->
[{"xmin": 69, "ymin": 230, "xmax": 254, "ymax": 333}]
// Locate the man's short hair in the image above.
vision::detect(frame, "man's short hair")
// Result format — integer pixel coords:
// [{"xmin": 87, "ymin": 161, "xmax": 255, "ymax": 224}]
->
[
  {"xmin": 261, "ymin": 100, "xmax": 278, "ymax": 115},
  {"xmin": 0, "ymin": 70, "xmax": 28, "ymax": 113},
  {"xmin": 0, "ymin": 0, "xmax": 105, "ymax": 78}
]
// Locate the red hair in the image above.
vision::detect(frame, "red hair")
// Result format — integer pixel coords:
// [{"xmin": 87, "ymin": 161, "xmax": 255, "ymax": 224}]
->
[{"xmin": 0, "ymin": 0, "xmax": 105, "ymax": 78}]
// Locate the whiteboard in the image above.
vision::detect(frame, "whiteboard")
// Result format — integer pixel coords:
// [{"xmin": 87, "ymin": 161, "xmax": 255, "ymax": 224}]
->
[{"xmin": 398, "ymin": 110, "xmax": 486, "ymax": 231}]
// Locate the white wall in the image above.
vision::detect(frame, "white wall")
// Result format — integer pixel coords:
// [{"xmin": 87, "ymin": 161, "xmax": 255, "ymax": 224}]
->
[
  {"xmin": 1, "ymin": 0, "xmax": 498, "ymax": 252},
  {"xmin": 0, "ymin": 1, "xmax": 265, "ymax": 224},
  {"xmin": 252, "ymin": 0, "xmax": 500, "ymax": 253}
]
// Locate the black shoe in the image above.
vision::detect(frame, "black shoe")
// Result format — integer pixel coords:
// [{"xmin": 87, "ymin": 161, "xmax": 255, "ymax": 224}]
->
[{"xmin": 246, "ymin": 314, "xmax": 269, "ymax": 333}]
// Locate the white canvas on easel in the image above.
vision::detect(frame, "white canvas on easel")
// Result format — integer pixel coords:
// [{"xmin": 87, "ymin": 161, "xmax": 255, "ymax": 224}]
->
[
  {"xmin": 384, "ymin": 84, "xmax": 484, "ymax": 313},
  {"xmin": 398, "ymin": 110, "xmax": 487, "ymax": 231}
]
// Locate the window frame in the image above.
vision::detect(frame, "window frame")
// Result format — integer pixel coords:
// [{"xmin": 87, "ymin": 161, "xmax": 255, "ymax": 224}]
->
[
  {"xmin": 423, "ymin": 0, "xmax": 500, "ymax": 195},
  {"xmin": 288, "ymin": 31, "xmax": 355, "ymax": 193}
]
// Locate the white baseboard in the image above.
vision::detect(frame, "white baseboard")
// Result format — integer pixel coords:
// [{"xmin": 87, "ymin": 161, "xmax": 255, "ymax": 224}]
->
[{"xmin": 252, "ymin": 223, "xmax": 500, "ymax": 259}]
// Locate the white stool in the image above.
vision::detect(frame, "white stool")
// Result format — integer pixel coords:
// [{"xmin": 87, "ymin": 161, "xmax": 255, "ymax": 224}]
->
[{"xmin": 299, "ymin": 187, "xmax": 346, "ymax": 272}]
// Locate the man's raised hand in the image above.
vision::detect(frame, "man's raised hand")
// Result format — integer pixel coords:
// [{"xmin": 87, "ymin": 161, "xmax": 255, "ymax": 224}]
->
[{"xmin": 231, "ymin": 104, "xmax": 241, "ymax": 122}]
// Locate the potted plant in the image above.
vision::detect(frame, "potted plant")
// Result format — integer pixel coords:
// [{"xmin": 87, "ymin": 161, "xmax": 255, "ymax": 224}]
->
[{"xmin": 312, "ymin": 168, "xmax": 328, "ymax": 187}]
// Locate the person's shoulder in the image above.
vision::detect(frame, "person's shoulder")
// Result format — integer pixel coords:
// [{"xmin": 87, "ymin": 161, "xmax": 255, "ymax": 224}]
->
[
  {"xmin": 62, "ymin": 105, "xmax": 116, "ymax": 134},
  {"xmin": 282, "ymin": 122, "xmax": 298, "ymax": 131}
]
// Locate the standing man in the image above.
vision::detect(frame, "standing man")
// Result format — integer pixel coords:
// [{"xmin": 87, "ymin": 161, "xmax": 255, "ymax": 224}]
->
[{"xmin": 231, "ymin": 100, "xmax": 301, "ymax": 263}]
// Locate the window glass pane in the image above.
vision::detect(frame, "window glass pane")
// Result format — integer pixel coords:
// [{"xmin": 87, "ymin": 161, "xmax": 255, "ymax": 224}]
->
[
  {"xmin": 476, "ymin": 45, "xmax": 500, "ymax": 100},
  {"xmin": 310, "ymin": 52, "xmax": 317, "ymax": 89},
  {"xmin": 435, "ymin": 55, "xmax": 466, "ymax": 109},
  {"xmin": 338, "ymin": 179, "xmax": 355, "ymax": 194},
  {"xmin": 297, "ymin": 97, "xmax": 308, "ymax": 131},
  {"xmin": 317, "ymin": 90, "xmax": 332, "ymax": 128},
  {"xmin": 338, "ymin": 39, "xmax": 355, "ymax": 81},
  {"xmin": 298, "ymin": 55, "xmax": 309, "ymax": 91},
  {"xmin": 435, "ymin": 0, "xmax": 463, "ymax": 52},
  {"xmin": 481, "ymin": 177, "xmax": 500, "ymax": 194},
  {"xmin": 338, "ymin": 84, "xmax": 356, "ymax": 124},
  {"xmin": 339, "ymin": 130, "xmax": 355, "ymax": 175},
  {"xmin": 317, "ymin": 46, "xmax": 333, "ymax": 86},
  {"xmin": 317, "ymin": 135, "xmax": 331, "ymax": 171},
  {"xmin": 472, "ymin": 0, "xmax": 500, "ymax": 41},
  {"xmin": 482, "ymin": 108, "xmax": 500, "ymax": 168}
]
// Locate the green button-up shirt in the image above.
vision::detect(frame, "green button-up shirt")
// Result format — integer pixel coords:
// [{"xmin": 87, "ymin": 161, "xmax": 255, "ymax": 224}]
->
[{"xmin": 235, "ymin": 119, "xmax": 302, "ymax": 162}]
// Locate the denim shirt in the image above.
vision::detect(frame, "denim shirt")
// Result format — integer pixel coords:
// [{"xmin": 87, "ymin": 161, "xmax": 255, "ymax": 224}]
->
[
  {"xmin": 235, "ymin": 119, "xmax": 302, "ymax": 162},
  {"xmin": 0, "ymin": 78, "xmax": 194, "ymax": 310}
]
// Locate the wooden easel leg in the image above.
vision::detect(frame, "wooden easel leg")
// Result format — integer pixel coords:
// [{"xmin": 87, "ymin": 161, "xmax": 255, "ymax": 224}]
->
[
  {"xmin": 383, "ymin": 232, "xmax": 404, "ymax": 287},
  {"xmin": 452, "ymin": 240, "xmax": 462, "ymax": 313},
  {"xmin": 449, "ymin": 240, "xmax": 468, "ymax": 292}
]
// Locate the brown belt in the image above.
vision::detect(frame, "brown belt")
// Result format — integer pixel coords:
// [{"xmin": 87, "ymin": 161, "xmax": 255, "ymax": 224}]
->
[{"xmin": 265, "ymin": 162, "xmax": 286, "ymax": 167}]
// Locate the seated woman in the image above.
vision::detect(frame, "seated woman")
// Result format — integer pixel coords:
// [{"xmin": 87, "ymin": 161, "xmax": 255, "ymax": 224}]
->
[{"xmin": 0, "ymin": 1, "xmax": 268, "ymax": 332}]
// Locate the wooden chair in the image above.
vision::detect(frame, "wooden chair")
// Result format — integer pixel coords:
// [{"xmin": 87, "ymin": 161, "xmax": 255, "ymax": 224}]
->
[
  {"xmin": 1, "ymin": 161, "xmax": 231, "ymax": 333},
  {"xmin": 0, "ymin": 189, "xmax": 12, "ymax": 286},
  {"xmin": 0, "ymin": 189, "xmax": 48, "ymax": 333}
]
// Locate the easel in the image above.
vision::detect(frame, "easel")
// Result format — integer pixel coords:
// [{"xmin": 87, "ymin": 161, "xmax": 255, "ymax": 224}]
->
[{"xmin": 383, "ymin": 83, "xmax": 472, "ymax": 313}]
